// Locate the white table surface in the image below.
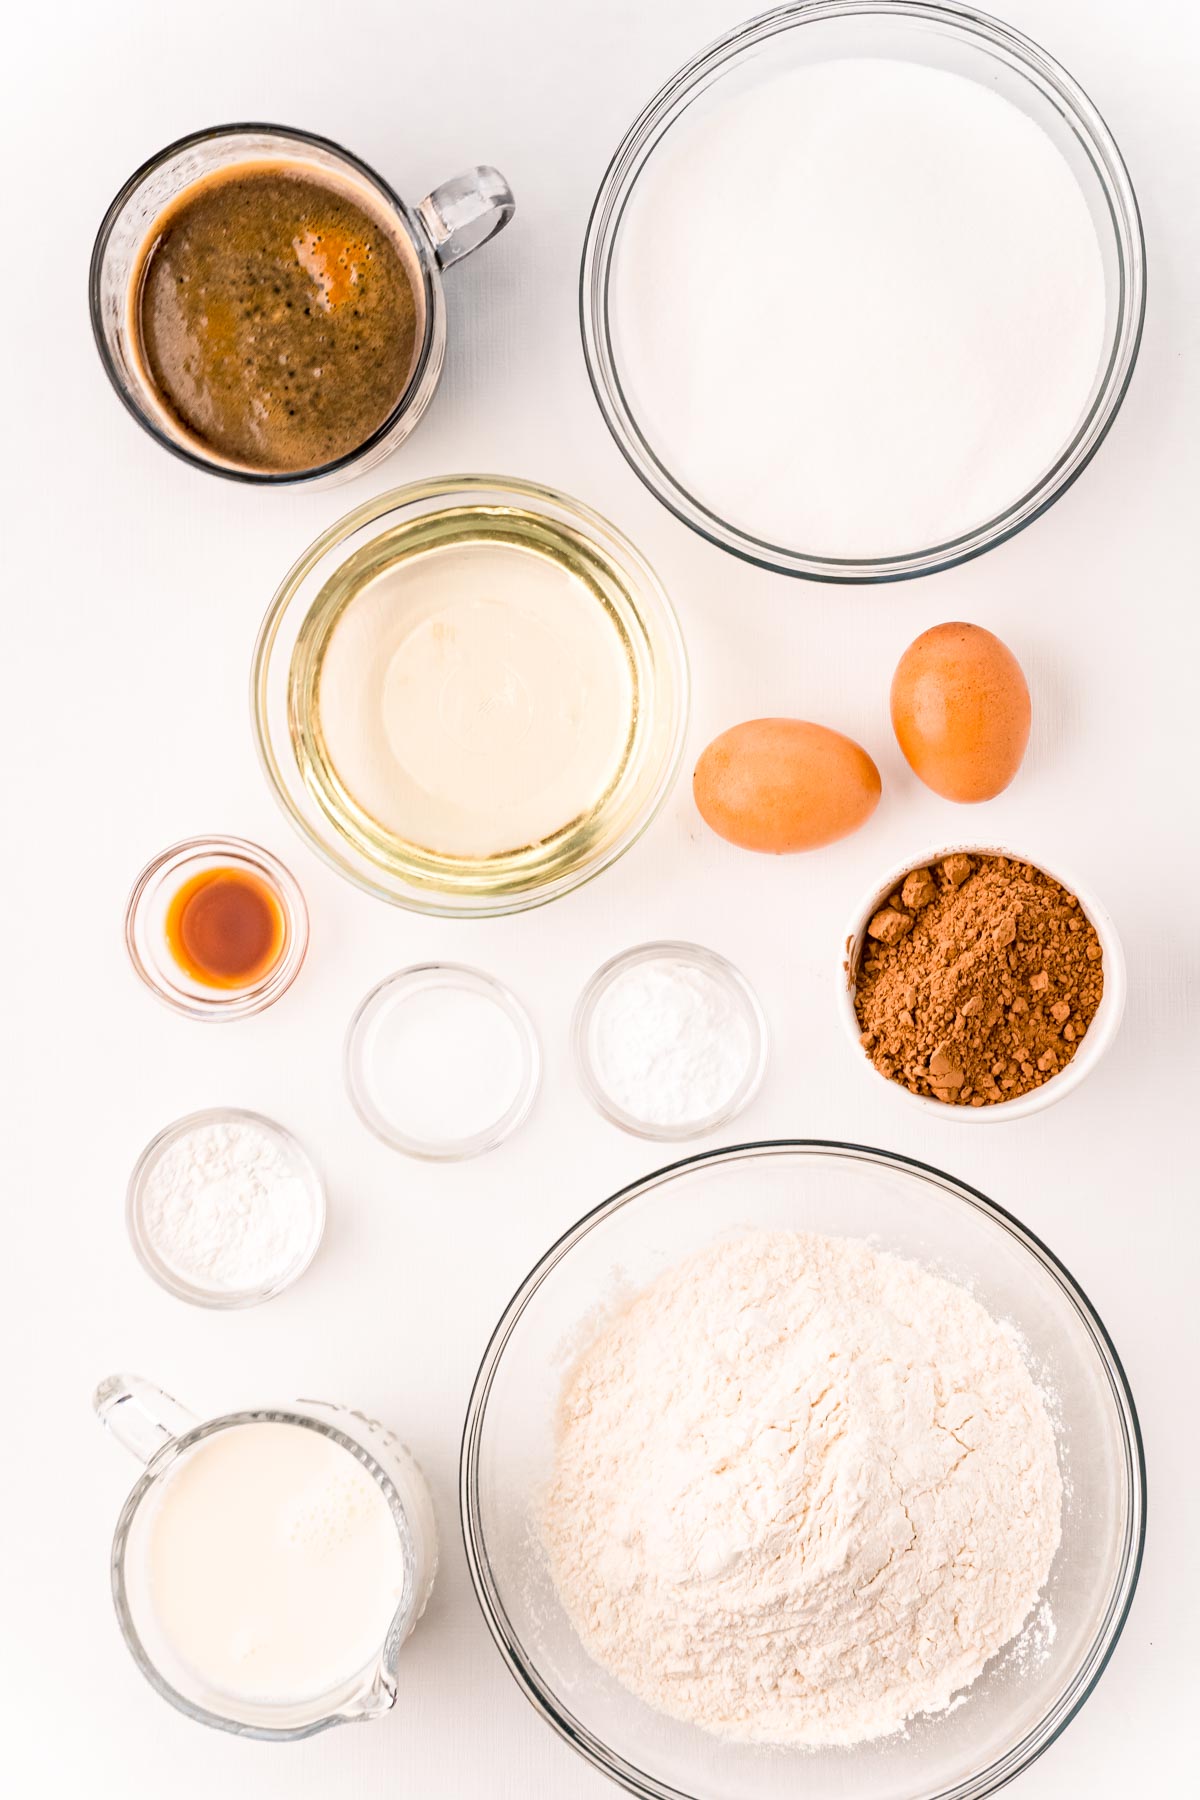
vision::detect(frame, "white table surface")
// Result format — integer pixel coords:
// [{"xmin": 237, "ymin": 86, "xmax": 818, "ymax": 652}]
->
[{"xmin": 3, "ymin": 0, "xmax": 1197, "ymax": 1792}]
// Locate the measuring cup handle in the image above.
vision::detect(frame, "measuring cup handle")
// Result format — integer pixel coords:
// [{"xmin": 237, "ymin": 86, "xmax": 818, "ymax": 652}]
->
[
  {"xmin": 417, "ymin": 166, "xmax": 515, "ymax": 270},
  {"xmin": 94, "ymin": 1374, "xmax": 198, "ymax": 1465}
]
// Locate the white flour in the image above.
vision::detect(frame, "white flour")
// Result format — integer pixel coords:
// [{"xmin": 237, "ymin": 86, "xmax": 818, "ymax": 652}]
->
[
  {"xmin": 587, "ymin": 956, "xmax": 753, "ymax": 1127},
  {"xmin": 543, "ymin": 1230, "xmax": 1062, "ymax": 1745},
  {"xmin": 613, "ymin": 57, "xmax": 1106, "ymax": 558},
  {"xmin": 138, "ymin": 1117, "xmax": 319, "ymax": 1295}
]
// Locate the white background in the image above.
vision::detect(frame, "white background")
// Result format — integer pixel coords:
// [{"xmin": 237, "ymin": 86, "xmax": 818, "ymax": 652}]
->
[{"xmin": 2, "ymin": 0, "xmax": 1197, "ymax": 1793}]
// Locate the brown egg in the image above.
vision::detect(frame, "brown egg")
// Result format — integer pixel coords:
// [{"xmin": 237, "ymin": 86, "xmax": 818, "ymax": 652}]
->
[
  {"xmin": 693, "ymin": 719, "xmax": 882, "ymax": 853},
  {"xmin": 890, "ymin": 623, "xmax": 1031, "ymax": 802}
]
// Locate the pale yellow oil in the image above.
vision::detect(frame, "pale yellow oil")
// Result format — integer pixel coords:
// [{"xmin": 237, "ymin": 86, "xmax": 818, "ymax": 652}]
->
[{"xmin": 288, "ymin": 504, "xmax": 649, "ymax": 899}]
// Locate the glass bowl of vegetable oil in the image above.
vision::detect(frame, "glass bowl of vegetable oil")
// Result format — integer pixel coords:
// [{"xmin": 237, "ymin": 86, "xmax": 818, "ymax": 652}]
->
[{"xmin": 252, "ymin": 477, "xmax": 689, "ymax": 917}]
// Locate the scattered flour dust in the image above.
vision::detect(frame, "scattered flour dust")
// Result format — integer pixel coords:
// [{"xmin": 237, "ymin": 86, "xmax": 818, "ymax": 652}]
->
[{"xmin": 542, "ymin": 1230, "xmax": 1062, "ymax": 1746}]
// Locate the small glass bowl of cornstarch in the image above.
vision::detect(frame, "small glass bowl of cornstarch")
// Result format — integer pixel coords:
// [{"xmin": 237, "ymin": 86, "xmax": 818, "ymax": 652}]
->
[
  {"xmin": 573, "ymin": 942, "xmax": 767, "ymax": 1140},
  {"xmin": 127, "ymin": 1108, "xmax": 326, "ymax": 1307}
]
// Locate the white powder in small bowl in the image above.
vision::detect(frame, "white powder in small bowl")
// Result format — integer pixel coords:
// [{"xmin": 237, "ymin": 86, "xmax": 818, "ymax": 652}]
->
[
  {"xmin": 581, "ymin": 948, "xmax": 762, "ymax": 1134},
  {"xmin": 131, "ymin": 1112, "xmax": 324, "ymax": 1303}
]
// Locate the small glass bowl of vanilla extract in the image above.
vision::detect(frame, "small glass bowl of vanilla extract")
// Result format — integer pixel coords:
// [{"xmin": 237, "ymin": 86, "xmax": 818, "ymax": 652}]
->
[{"xmin": 125, "ymin": 836, "xmax": 308, "ymax": 1020}]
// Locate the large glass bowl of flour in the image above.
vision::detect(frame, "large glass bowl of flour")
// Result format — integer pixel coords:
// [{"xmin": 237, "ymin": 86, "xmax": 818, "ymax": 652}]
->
[
  {"xmin": 581, "ymin": 2, "xmax": 1145, "ymax": 582},
  {"xmin": 461, "ymin": 1141, "xmax": 1144, "ymax": 1800}
]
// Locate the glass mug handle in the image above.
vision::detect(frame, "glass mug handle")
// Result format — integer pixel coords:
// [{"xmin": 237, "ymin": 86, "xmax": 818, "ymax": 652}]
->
[
  {"xmin": 417, "ymin": 166, "xmax": 515, "ymax": 270},
  {"xmin": 95, "ymin": 1372, "xmax": 198, "ymax": 1465}
]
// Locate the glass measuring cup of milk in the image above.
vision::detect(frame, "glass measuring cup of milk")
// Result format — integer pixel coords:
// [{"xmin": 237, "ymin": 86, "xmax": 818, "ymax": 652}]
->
[{"xmin": 95, "ymin": 1374, "xmax": 438, "ymax": 1738}]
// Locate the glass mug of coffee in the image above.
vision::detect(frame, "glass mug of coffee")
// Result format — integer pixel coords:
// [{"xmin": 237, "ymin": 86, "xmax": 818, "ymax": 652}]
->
[
  {"xmin": 95, "ymin": 1374, "xmax": 438, "ymax": 1738},
  {"xmin": 90, "ymin": 124, "xmax": 514, "ymax": 487}
]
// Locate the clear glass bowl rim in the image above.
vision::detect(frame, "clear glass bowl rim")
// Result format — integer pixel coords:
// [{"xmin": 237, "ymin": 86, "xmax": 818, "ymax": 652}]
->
[
  {"xmin": 459, "ymin": 1138, "xmax": 1146, "ymax": 1800},
  {"xmin": 571, "ymin": 940, "xmax": 769, "ymax": 1140},
  {"xmin": 123, "ymin": 833, "xmax": 309, "ymax": 1020},
  {"xmin": 126, "ymin": 1106, "xmax": 326, "ymax": 1308},
  {"xmin": 579, "ymin": 0, "xmax": 1148, "ymax": 584},
  {"xmin": 88, "ymin": 120, "xmax": 441, "ymax": 487},
  {"xmin": 344, "ymin": 963, "xmax": 542, "ymax": 1159},
  {"xmin": 250, "ymin": 474, "xmax": 690, "ymax": 917}
]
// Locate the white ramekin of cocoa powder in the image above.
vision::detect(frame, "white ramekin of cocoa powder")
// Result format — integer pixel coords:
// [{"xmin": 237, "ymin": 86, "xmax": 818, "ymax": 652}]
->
[{"xmin": 841, "ymin": 844, "xmax": 1126, "ymax": 1121}]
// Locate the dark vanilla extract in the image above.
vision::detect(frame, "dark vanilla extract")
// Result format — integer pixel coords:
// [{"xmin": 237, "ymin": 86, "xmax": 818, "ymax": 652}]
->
[{"xmin": 165, "ymin": 867, "xmax": 285, "ymax": 989}]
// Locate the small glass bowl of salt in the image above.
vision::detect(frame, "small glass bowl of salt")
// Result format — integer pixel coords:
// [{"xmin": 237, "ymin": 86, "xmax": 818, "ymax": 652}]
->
[
  {"xmin": 344, "ymin": 964, "xmax": 541, "ymax": 1160},
  {"xmin": 573, "ymin": 941, "xmax": 768, "ymax": 1140}
]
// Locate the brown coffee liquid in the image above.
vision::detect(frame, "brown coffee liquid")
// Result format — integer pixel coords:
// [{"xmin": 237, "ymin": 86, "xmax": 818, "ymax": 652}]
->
[{"xmin": 132, "ymin": 162, "xmax": 422, "ymax": 472}]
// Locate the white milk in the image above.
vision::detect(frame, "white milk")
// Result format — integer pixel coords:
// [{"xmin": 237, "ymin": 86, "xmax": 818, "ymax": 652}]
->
[{"xmin": 136, "ymin": 1421, "xmax": 406, "ymax": 1706}]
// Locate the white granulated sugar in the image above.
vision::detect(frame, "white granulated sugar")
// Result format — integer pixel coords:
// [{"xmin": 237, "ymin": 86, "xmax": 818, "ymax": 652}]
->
[
  {"xmin": 543, "ymin": 1230, "xmax": 1062, "ymax": 1746},
  {"xmin": 588, "ymin": 958, "xmax": 752, "ymax": 1127},
  {"xmin": 139, "ymin": 1119, "xmax": 318, "ymax": 1295},
  {"xmin": 612, "ymin": 57, "xmax": 1107, "ymax": 558}
]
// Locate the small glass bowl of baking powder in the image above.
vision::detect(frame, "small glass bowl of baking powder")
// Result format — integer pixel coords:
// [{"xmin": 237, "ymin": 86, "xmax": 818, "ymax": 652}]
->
[
  {"xmin": 573, "ymin": 942, "xmax": 768, "ymax": 1140},
  {"xmin": 127, "ymin": 1107, "xmax": 326, "ymax": 1307}
]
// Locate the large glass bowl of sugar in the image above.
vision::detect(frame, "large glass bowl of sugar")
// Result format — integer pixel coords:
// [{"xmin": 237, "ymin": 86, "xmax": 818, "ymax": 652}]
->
[
  {"xmin": 462, "ymin": 1141, "xmax": 1144, "ymax": 1800},
  {"xmin": 582, "ymin": 2, "xmax": 1144, "ymax": 582}
]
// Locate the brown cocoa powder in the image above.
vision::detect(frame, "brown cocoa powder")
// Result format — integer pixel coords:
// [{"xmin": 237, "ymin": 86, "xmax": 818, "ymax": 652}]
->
[{"xmin": 852, "ymin": 854, "xmax": 1104, "ymax": 1106}]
